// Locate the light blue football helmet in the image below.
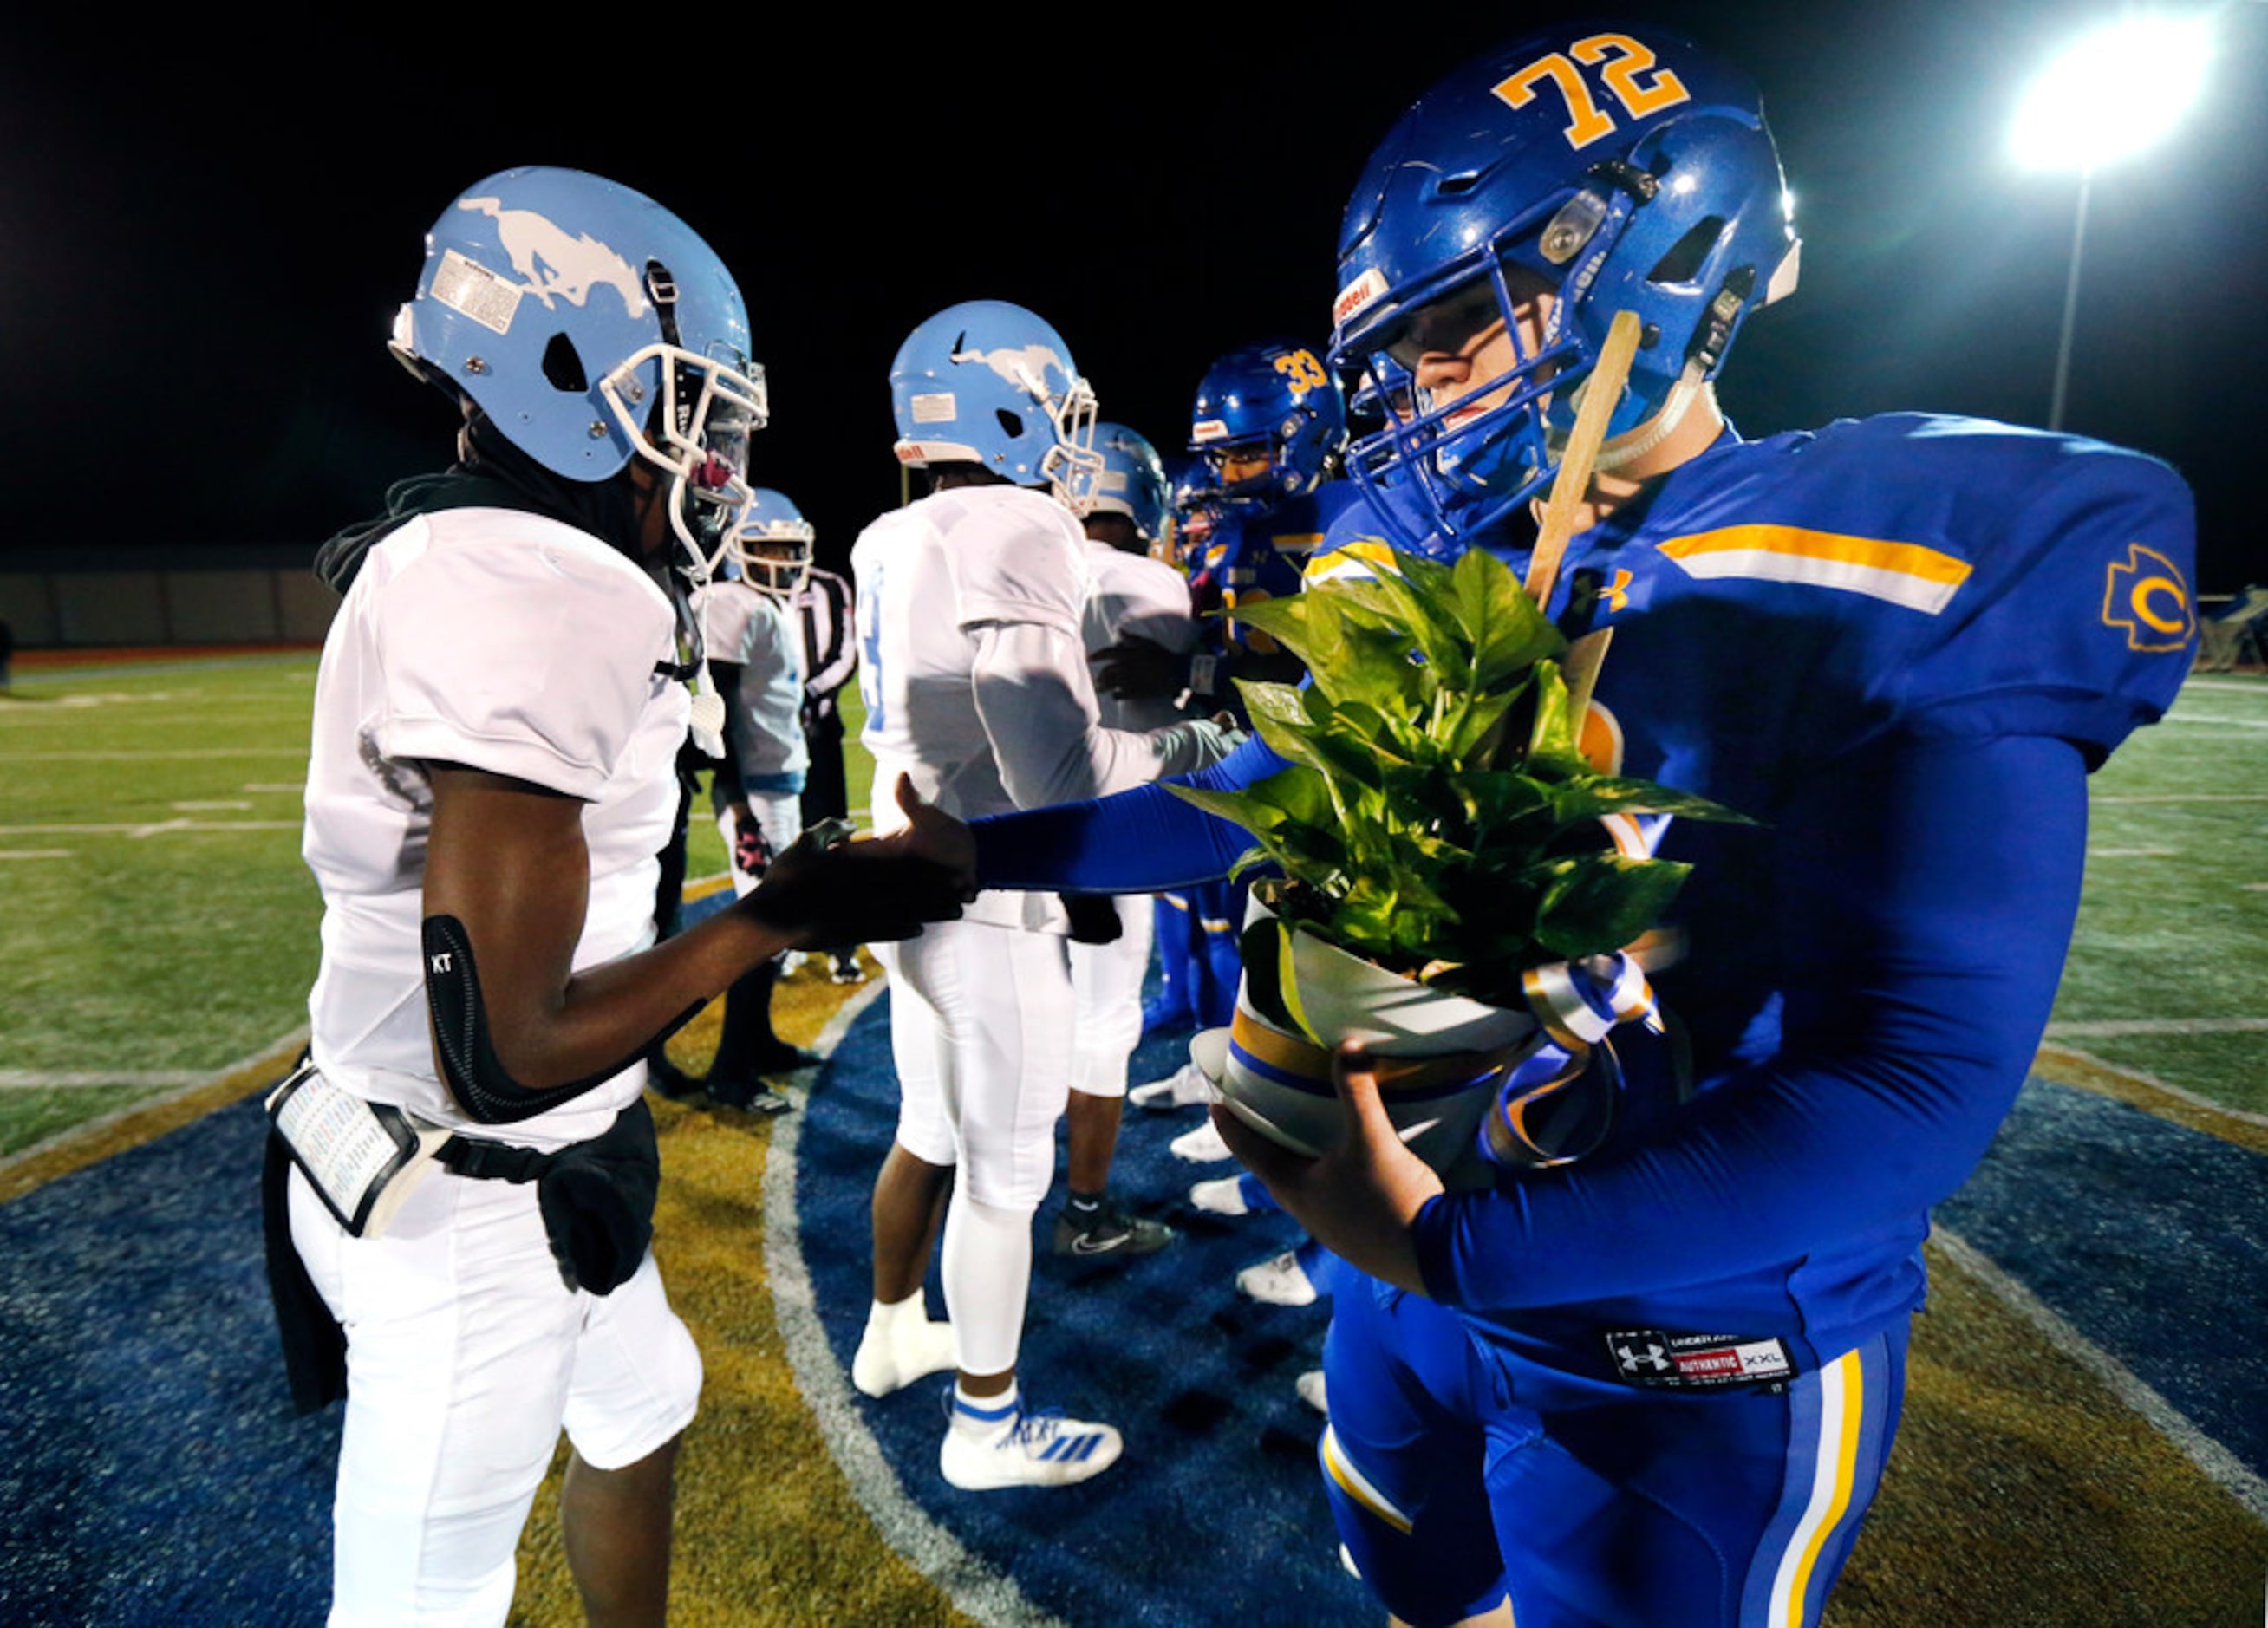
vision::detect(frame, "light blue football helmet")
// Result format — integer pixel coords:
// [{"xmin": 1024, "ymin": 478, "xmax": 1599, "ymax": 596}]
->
[
  {"xmin": 1075, "ymin": 422, "xmax": 1171, "ymax": 543},
  {"xmin": 1330, "ymin": 24, "xmax": 1800, "ymax": 550},
  {"xmin": 889, "ymin": 300, "xmax": 1100, "ymax": 504},
  {"xmin": 388, "ymin": 166, "xmax": 767, "ymax": 577},
  {"xmin": 730, "ymin": 488, "xmax": 815, "ymax": 599},
  {"xmin": 1188, "ymin": 340, "xmax": 1347, "ymax": 507}
]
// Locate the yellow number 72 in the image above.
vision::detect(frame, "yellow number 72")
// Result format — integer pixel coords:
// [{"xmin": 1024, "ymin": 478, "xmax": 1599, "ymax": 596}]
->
[{"xmin": 1490, "ymin": 33, "xmax": 1691, "ymax": 151}]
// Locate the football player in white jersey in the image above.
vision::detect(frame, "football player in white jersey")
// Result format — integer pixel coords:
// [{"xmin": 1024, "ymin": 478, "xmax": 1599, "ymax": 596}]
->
[
  {"xmin": 1055, "ymin": 422, "xmax": 1208, "ymax": 1261},
  {"xmin": 690, "ymin": 490, "xmax": 825, "ymax": 1111},
  {"xmin": 849, "ymin": 302, "xmax": 1236, "ymax": 1488},
  {"xmin": 284, "ymin": 169, "xmax": 962, "ymax": 1626}
]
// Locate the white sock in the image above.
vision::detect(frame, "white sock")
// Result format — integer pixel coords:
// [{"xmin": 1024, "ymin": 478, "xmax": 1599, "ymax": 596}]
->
[
  {"xmin": 866, "ymin": 1288, "xmax": 930, "ymax": 1332},
  {"xmin": 950, "ymin": 1378, "xmax": 1020, "ymax": 1437}
]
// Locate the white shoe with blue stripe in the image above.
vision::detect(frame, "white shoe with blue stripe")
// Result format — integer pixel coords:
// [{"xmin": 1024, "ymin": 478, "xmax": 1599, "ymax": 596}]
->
[{"xmin": 939, "ymin": 1388, "xmax": 1123, "ymax": 1490}]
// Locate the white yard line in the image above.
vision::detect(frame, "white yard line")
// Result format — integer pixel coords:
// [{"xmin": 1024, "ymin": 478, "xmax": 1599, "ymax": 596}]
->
[
  {"xmin": 2047, "ymin": 1018, "xmax": 2268, "ymax": 1038},
  {"xmin": 2092, "ymin": 793, "xmax": 2268, "ymax": 804},
  {"xmin": 2160, "ymin": 713, "xmax": 2268, "ymax": 729},
  {"xmin": 0, "ymin": 850, "xmax": 72, "ymax": 861},
  {"xmin": 764, "ymin": 978, "xmax": 1065, "ymax": 1628},
  {"xmin": 0, "ymin": 1071, "xmax": 210, "ymax": 1091},
  {"xmin": 0, "ymin": 749, "xmax": 310, "ymax": 762},
  {"xmin": 0, "ymin": 821, "xmax": 300, "ymax": 837},
  {"xmin": 1932, "ymin": 1228, "xmax": 2268, "ymax": 1528},
  {"xmin": 0, "ymin": 1028, "xmax": 308, "ymax": 1179}
]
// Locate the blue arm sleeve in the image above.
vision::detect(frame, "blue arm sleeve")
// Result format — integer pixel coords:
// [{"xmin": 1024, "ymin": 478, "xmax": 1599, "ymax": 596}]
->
[
  {"xmin": 971, "ymin": 735, "xmax": 1289, "ymax": 892},
  {"xmin": 1411, "ymin": 730, "xmax": 2089, "ymax": 1309}
]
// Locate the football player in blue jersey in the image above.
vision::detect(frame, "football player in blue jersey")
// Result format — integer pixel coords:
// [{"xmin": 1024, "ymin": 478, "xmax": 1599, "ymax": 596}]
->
[
  {"xmin": 930, "ymin": 23, "xmax": 2199, "ymax": 1626},
  {"xmin": 1112, "ymin": 342, "xmax": 1355, "ymax": 1069}
]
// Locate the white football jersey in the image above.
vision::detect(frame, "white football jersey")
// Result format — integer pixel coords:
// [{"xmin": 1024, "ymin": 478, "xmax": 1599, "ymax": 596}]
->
[
  {"xmin": 301, "ymin": 506, "xmax": 688, "ymax": 1149},
  {"xmin": 1081, "ymin": 540, "xmax": 1200, "ymax": 733},
  {"xmin": 696, "ymin": 578, "xmax": 809, "ymax": 790},
  {"xmin": 853, "ymin": 483, "xmax": 1096, "ymax": 824}
]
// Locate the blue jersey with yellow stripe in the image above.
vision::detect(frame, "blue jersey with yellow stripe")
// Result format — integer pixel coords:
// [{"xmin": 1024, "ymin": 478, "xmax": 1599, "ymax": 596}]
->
[
  {"xmin": 979, "ymin": 413, "xmax": 2194, "ymax": 1377},
  {"xmin": 1328, "ymin": 413, "xmax": 2194, "ymax": 1369},
  {"xmin": 1205, "ymin": 483, "xmax": 1361, "ymax": 655}
]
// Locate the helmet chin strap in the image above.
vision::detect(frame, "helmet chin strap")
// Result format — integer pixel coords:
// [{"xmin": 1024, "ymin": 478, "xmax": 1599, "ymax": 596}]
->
[{"xmin": 1592, "ymin": 368, "xmax": 1713, "ymax": 475}]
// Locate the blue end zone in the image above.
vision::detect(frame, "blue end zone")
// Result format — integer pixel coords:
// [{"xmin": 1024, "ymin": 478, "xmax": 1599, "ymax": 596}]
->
[
  {"xmin": 0, "ymin": 1036, "xmax": 2255, "ymax": 1618},
  {"xmin": 795, "ymin": 993, "xmax": 1379, "ymax": 1625},
  {"xmin": 0, "ymin": 1097, "xmax": 336, "ymax": 1624},
  {"xmin": 1936, "ymin": 1076, "xmax": 2268, "ymax": 1475}
]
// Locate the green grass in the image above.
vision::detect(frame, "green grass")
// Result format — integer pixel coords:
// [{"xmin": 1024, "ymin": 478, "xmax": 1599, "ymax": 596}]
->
[
  {"xmin": 2051, "ymin": 674, "xmax": 2268, "ymax": 1113},
  {"xmin": 0, "ymin": 658, "xmax": 2257, "ymax": 1155}
]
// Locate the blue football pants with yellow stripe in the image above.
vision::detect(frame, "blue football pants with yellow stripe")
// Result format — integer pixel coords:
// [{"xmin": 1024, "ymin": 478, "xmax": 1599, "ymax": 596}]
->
[
  {"xmin": 1320, "ymin": 1279, "xmax": 1905, "ymax": 1627},
  {"xmin": 1149, "ymin": 878, "xmax": 1248, "ymax": 1031}
]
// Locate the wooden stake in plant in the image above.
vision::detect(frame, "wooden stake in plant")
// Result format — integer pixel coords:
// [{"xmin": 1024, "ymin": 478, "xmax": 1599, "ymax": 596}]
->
[{"xmin": 1523, "ymin": 308, "xmax": 1645, "ymax": 611}]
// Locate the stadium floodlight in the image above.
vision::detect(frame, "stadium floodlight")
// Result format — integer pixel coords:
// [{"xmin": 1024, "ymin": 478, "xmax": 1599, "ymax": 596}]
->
[
  {"xmin": 2010, "ymin": 14, "xmax": 2213, "ymax": 173},
  {"xmin": 2011, "ymin": 13, "xmax": 2214, "ymax": 427}
]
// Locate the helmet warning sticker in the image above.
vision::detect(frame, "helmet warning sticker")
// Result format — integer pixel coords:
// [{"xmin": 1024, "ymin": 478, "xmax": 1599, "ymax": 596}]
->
[
  {"xmin": 909, "ymin": 392, "xmax": 958, "ymax": 425},
  {"xmin": 431, "ymin": 250, "xmax": 522, "ymax": 336}
]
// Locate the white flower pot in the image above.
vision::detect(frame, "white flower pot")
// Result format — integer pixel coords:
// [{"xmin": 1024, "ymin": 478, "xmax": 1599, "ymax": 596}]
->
[{"xmin": 1190, "ymin": 900, "xmax": 1549, "ymax": 1188}]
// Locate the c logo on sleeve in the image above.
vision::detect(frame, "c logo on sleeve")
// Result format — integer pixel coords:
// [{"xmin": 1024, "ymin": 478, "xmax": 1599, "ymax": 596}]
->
[{"xmin": 2102, "ymin": 544, "xmax": 2195, "ymax": 653}]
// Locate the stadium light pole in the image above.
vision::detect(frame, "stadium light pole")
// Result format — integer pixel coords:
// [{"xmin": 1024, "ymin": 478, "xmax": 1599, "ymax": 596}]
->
[{"xmin": 2010, "ymin": 14, "xmax": 2213, "ymax": 430}]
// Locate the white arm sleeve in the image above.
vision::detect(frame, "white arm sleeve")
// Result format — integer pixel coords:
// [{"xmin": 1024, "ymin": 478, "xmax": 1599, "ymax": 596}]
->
[{"xmin": 971, "ymin": 622, "xmax": 1232, "ymax": 808}]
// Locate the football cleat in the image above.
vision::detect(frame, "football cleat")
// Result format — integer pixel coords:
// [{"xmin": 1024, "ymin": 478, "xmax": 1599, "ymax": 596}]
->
[
  {"xmin": 1052, "ymin": 1202, "xmax": 1176, "ymax": 1261},
  {"xmin": 940, "ymin": 1390, "xmax": 1123, "ymax": 1490},
  {"xmin": 708, "ymin": 1078, "xmax": 794, "ymax": 1116},
  {"xmin": 1189, "ymin": 1176, "xmax": 1252, "ymax": 1216},
  {"xmin": 1129, "ymin": 1059, "xmax": 1217, "ymax": 1110},
  {"xmin": 1237, "ymin": 1250, "xmax": 1320, "ymax": 1307},
  {"xmin": 1169, "ymin": 1118, "xmax": 1235, "ymax": 1164}
]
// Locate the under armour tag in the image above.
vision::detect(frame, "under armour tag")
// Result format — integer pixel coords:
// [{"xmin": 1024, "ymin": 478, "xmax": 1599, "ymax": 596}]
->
[
  {"xmin": 1603, "ymin": 1327, "xmax": 1796, "ymax": 1390},
  {"xmin": 267, "ymin": 1065, "xmax": 452, "ymax": 1239}
]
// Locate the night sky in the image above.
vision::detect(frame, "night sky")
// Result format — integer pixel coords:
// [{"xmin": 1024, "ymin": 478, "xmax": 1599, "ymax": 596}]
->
[{"xmin": 6, "ymin": 1, "xmax": 2262, "ymax": 590}]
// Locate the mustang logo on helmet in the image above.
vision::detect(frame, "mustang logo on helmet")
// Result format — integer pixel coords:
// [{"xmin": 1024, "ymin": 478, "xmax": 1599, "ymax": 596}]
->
[{"xmin": 455, "ymin": 197, "xmax": 650, "ymax": 318}]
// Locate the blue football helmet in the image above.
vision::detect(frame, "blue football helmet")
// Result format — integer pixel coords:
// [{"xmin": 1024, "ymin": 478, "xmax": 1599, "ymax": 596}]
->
[
  {"xmin": 388, "ymin": 166, "xmax": 766, "ymax": 579},
  {"xmin": 1188, "ymin": 340, "xmax": 1346, "ymax": 506},
  {"xmin": 1163, "ymin": 453, "xmax": 1223, "ymax": 570},
  {"xmin": 731, "ymin": 488, "xmax": 815, "ymax": 599},
  {"xmin": 890, "ymin": 300, "xmax": 1100, "ymax": 504},
  {"xmin": 1329, "ymin": 25, "xmax": 1800, "ymax": 550},
  {"xmin": 1076, "ymin": 422, "xmax": 1171, "ymax": 543}
]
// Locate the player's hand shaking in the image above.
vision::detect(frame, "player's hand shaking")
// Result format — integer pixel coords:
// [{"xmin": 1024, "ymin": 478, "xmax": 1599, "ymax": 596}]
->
[{"xmin": 740, "ymin": 778, "xmax": 974, "ymax": 951}]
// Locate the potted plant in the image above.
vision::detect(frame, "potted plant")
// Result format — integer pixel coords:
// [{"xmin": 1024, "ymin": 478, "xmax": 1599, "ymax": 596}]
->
[{"xmin": 1171, "ymin": 540, "xmax": 1743, "ymax": 1186}]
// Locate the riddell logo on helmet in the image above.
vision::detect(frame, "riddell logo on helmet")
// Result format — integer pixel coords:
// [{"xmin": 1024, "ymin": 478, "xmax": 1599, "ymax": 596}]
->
[
  {"xmin": 1333, "ymin": 270, "xmax": 1391, "ymax": 330},
  {"xmin": 1191, "ymin": 420, "xmax": 1230, "ymax": 444}
]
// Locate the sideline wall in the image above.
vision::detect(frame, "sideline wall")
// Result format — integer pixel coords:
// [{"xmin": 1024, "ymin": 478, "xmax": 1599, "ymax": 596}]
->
[{"xmin": 0, "ymin": 569, "xmax": 336, "ymax": 647}]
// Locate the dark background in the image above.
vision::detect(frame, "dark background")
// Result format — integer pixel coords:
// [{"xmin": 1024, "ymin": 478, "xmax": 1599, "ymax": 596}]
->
[{"xmin": 4, "ymin": 1, "xmax": 2260, "ymax": 589}]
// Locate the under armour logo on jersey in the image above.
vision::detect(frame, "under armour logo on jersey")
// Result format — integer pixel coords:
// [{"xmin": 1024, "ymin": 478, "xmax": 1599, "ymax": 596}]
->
[
  {"xmin": 1615, "ymin": 1339, "xmax": 1671, "ymax": 1374},
  {"xmin": 456, "ymin": 197, "xmax": 649, "ymax": 318},
  {"xmin": 949, "ymin": 342, "xmax": 1065, "ymax": 399},
  {"xmin": 2102, "ymin": 542, "xmax": 2195, "ymax": 654}
]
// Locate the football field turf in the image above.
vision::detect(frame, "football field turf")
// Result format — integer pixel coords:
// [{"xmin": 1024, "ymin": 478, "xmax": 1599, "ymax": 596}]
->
[{"xmin": 0, "ymin": 651, "xmax": 2261, "ymax": 1623}]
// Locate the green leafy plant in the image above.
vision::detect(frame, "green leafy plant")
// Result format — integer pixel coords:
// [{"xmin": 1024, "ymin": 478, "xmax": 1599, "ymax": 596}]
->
[{"xmin": 1170, "ymin": 544, "xmax": 1745, "ymax": 1011}]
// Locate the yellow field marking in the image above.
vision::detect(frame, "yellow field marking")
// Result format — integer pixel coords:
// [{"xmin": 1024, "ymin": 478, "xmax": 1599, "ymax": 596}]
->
[
  {"xmin": 0, "ymin": 1031, "xmax": 308, "ymax": 1205},
  {"xmin": 2031, "ymin": 1043, "xmax": 2268, "ymax": 1156}
]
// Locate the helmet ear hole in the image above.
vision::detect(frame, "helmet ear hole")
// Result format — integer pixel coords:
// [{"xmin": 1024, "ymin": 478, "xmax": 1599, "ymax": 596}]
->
[
  {"xmin": 995, "ymin": 408, "xmax": 1026, "ymax": 440},
  {"xmin": 541, "ymin": 332, "xmax": 589, "ymax": 394},
  {"xmin": 1646, "ymin": 217, "xmax": 1727, "ymax": 287}
]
